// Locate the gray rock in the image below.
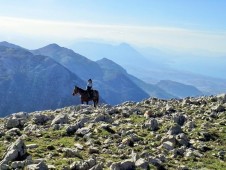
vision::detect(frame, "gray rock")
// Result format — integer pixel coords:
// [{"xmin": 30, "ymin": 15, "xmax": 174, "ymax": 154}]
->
[
  {"xmin": 173, "ymin": 114, "xmax": 186, "ymax": 126},
  {"xmin": 69, "ymin": 157, "xmax": 97, "ymax": 170},
  {"xmin": 5, "ymin": 128, "xmax": 21, "ymax": 136},
  {"xmin": 0, "ymin": 164, "xmax": 9, "ymax": 170},
  {"xmin": 51, "ymin": 114, "xmax": 69, "ymax": 125},
  {"xmin": 26, "ymin": 161, "xmax": 48, "ymax": 170},
  {"xmin": 110, "ymin": 159, "xmax": 135, "ymax": 170},
  {"xmin": 89, "ymin": 164, "xmax": 103, "ymax": 170},
  {"xmin": 86, "ymin": 158, "xmax": 96, "ymax": 168},
  {"xmin": 148, "ymin": 156, "xmax": 163, "ymax": 168},
  {"xmin": 74, "ymin": 143, "xmax": 84, "ymax": 150},
  {"xmin": 198, "ymin": 131, "xmax": 215, "ymax": 141},
  {"xmin": 94, "ymin": 114, "xmax": 113, "ymax": 123},
  {"xmin": 216, "ymin": 93, "xmax": 226, "ymax": 103},
  {"xmin": 173, "ymin": 146, "xmax": 186, "ymax": 157},
  {"xmin": 52, "ymin": 124, "xmax": 61, "ymax": 130},
  {"xmin": 176, "ymin": 133, "xmax": 189, "ymax": 146},
  {"xmin": 88, "ymin": 147, "xmax": 100, "ymax": 154},
  {"xmin": 0, "ymin": 130, "xmax": 5, "ymax": 138},
  {"xmin": 12, "ymin": 112, "xmax": 29, "ymax": 119},
  {"xmin": 145, "ymin": 118, "xmax": 159, "ymax": 131},
  {"xmin": 0, "ymin": 138, "xmax": 27, "ymax": 165},
  {"xmin": 62, "ymin": 148, "xmax": 82, "ymax": 158},
  {"xmin": 217, "ymin": 150, "xmax": 225, "ymax": 159},
  {"xmin": 32, "ymin": 113, "xmax": 50, "ymax": 125},
  {"xmin": 184, "ymin": 121, "xmax": 196, "ymax": 131},
  {"xmin": 185, "ymin": 149, "xmax": 203, "ymax": 158},
  {"xmin": 161, "ymin": 141, "xmax": 174, "ymax": 150},
  {"xmin": 66, "ymin": 122, "xmax": 84, "ymax": 135},
  {"xmin": 167, "ymin": 124, "xmax": 183, "ymax": 135},
  {"xmin": 11, "ymin": 161, "xmax": 25, "ymax": 169},
  {"xmin": 26, "ymin": 144, "xmax": 38, "ymax": 149},
  {"xmin": 213, "ymin": 104, "xmax": 225, "ymax": 112},
  {"xmin": 4, "ymin": 117, "xmax": 20, "ymax": 129},
  {"xmin": 135, "ymin": 158, "xmax": 149, "ymax": 169},
  {"xmin": 48, "ymin": 165, "xmax": 56, "ymax": 169},
  {"xmin": 76, "ymin": 127, "xmax": 90, "ymax": 136},
  {"xmin": 178, "ymin": 165, "xmax": 189, "ymax": 170},
  {"xmin": 161, "ymin": 135, "xmax": 177, "ymax": 146},
  {"xmin": 166, "ymin": 104, "xmax": 176, "ymax": 113},
  {"xmin": 100, "ymin": 124, "xmax": 115, "ymax": 134},
  {"xmin": 122, "ymin": 137, "xmax": 134, "ymax": 147}
]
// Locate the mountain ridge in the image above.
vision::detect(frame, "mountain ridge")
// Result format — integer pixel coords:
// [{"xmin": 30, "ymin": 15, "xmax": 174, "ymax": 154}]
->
[
  {"xmin": 0, "ymin": 41, "xmax": 212, "ymax": 116},
  {"xmin": 0, "ymin": 45, "xmax": 84, "ymax": 116}
]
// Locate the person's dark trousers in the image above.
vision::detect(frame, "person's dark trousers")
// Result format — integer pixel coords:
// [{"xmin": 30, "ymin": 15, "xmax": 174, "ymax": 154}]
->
[{"xmin": 87, "ymin": 87, "xmax": 92, "ymax": 98}]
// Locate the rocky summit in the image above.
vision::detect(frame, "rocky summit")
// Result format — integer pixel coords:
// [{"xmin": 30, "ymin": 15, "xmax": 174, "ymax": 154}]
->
[{"xmin": 0, "ymin": 94, "xmax": 226, "ymax": 170}]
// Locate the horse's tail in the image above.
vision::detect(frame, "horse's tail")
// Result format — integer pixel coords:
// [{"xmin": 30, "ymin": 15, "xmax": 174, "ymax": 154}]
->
[
  {"xmin": 96, "ymin": 90, "xmax": 99, "ymax": 103},
  {"xmin": 94, "ymin": 90, "xmax": 99, "ymax": 107}
]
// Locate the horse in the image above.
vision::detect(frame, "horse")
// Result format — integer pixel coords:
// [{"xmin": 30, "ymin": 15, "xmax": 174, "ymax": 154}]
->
[{"xmin": 72, "ymin": 86, "xmax": 99, "ymax": 107}]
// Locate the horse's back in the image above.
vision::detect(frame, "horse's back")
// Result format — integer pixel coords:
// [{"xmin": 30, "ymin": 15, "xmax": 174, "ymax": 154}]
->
[{"xmin": 93, "ymin": 90, "xmax": 99, "ymax": 97}]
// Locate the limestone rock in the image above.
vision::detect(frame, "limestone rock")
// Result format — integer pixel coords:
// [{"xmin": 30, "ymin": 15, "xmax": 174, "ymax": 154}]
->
[
  {"xmin": 62, "ymin": 148, "xmax": 82, "ymax": 158},
  {"xmin": 26, "ymin": 161, "xmax": 48, "ymax": 170},
  {"xmin": 173, "ymin": 113, "xmax": 186, "ymax": 126},
  {"xmin": 4, "ymin": 117, "xmax": 20, "ymax": 129},
  {"xmin": 145, "ymin": 118, "xmax": 159, "ymax": 131},
  {"xmin": 167, "ymin": 124, "xmax": 183, "ymax": 135},
  {"xmin": 32, "ymin": 113, "xmax": 50, "ymax": 125},
  {"xmin": 0, "ymin": 138, "xmax": 27, "ymax": 165},
  {"xmin": 51, "ymin": 114, "xmax": 69, "ymax": 125},
  {"xmin": 110, "ymin": 159, "xmax": 135, "ymax": 170},
  {"xmin": 135, "ymin": 158, "xmax": 149, "ymax": 169}
]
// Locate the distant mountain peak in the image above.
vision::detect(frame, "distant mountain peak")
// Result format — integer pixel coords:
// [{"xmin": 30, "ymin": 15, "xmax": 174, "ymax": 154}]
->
[
  {"xmin": 0, "ymin": 41, "xmax": 24, "ymax": 49},
  {"xmin": 118, "ymin": 42, "xmax": 131, "ymax": 48},
  {"xmin": 44, "ymin": 43, "xmax": 61, "ymax": 48},
  {"xmin": 97, "ymin": 57, "xmax": 127, "ymax": 74},
  {"xmin": 35, "ymin": 43, "xmax": 76, "ymax": 55}
]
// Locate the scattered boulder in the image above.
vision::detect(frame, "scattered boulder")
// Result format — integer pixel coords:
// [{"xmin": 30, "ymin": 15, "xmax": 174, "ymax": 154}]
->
[
  {"xmin": 135, "ymin": 158, "xmax": 149, "ymax": 169},
  {"xmin": 4, "ymin": 117, "xmax": 20, "ymax": 129},
  {"xmin": 76, "ymin": 127, "xmax": 90, "ymax": 136},
  {"xmin": 94, "ymin": 114, "xmax": 113, "ymax": 123},
  {"xmin": 51, "ymin": 114, "xmax": 69, "ymax": 125},
  {"xmin": 70, "ymin": 157, "xmax": 98, "ymax": 170},
  {"xmin": 216, "ymin": 93, "xmax": 226, "ymax": 103},
  {"xmin": 26, "ymin": 161, "xmax": 48, "ymax": 170},
  {"xmin": 145, "ymin": 118, "xmax": 159, "ymax": 131},
  {"xmin": 0, "ymin": 94, "xmax": 225, "ymax": 169},
  {"xmin": 0, "ymin": 138, "xmax": 27, "ymax": 165},
  {"xmin": 176, "ymin": 133, "xmax": 190, "ymax": 146},
  {"xmin": 173, "ymin": 113, "xmax": 187, "ymax": 126},
  {"xmin": 32, "ymin": 113, "xmax": 50, "ymax": 125},
  {"xmin": 62, "ymin": 148, "xmax": 82, "ymax": 158},
  {"xmin": 110, "ymin": 159, "xmax": 135, "ymax": 170},
  {"xmin": 167, "ymin": 124, "xmax": 183, "ymax": 135}
]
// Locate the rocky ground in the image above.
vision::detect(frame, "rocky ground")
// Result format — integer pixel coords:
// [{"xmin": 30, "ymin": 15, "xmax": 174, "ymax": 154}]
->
[{"xmin": 0, "ymin": 94, "xmax": 226, "ymax": 170}]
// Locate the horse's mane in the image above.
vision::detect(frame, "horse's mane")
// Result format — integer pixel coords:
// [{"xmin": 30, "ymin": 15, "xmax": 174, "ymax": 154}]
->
[{"xmin": 76, "ymin": 86, "xmax": 86, "ymax": 92}]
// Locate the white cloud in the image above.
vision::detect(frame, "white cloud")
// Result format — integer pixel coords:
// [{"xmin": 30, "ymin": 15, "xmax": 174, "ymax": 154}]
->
[{"xmin": 0, "ymin": 16, "xmax": 226, "ymax": 54}]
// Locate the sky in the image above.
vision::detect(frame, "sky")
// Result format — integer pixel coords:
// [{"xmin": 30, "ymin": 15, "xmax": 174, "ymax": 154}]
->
[{"xmin": 0, "ymin": 0, "xmax": 226, "ymax": 55}]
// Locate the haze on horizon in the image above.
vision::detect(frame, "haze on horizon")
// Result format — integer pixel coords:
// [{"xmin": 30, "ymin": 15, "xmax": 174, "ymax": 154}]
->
[{"xmin": 0, "ymin": 0, "xmax": 226, "ymax": 56}]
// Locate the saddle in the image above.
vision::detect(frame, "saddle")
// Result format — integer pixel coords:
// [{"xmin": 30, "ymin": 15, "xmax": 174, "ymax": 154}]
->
[{"xmin": 87, "ymin": 89, "xmax": 94, "ymax": 98}]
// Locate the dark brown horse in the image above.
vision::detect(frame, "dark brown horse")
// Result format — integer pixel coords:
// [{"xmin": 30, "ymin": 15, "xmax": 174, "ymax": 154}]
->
[{"xmin": 72, "ymin": 86, "xmax": 99, "ymax": 107}]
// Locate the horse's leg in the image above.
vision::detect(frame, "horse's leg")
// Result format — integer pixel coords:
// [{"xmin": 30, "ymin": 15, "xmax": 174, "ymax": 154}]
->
[{"xmin": 93, "ymin": 100, "xmax": 96, "ymax": 107}]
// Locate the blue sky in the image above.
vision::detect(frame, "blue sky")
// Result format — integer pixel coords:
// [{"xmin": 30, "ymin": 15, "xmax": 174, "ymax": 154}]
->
[{"xmin": 0, "ymin": 0, "xmax": 226, "ymax": 54}]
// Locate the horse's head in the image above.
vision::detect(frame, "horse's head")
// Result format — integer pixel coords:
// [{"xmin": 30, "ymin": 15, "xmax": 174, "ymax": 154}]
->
[{"xmin": 72, "ymin": 86, "xmax": 78, "ymax": 96}]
